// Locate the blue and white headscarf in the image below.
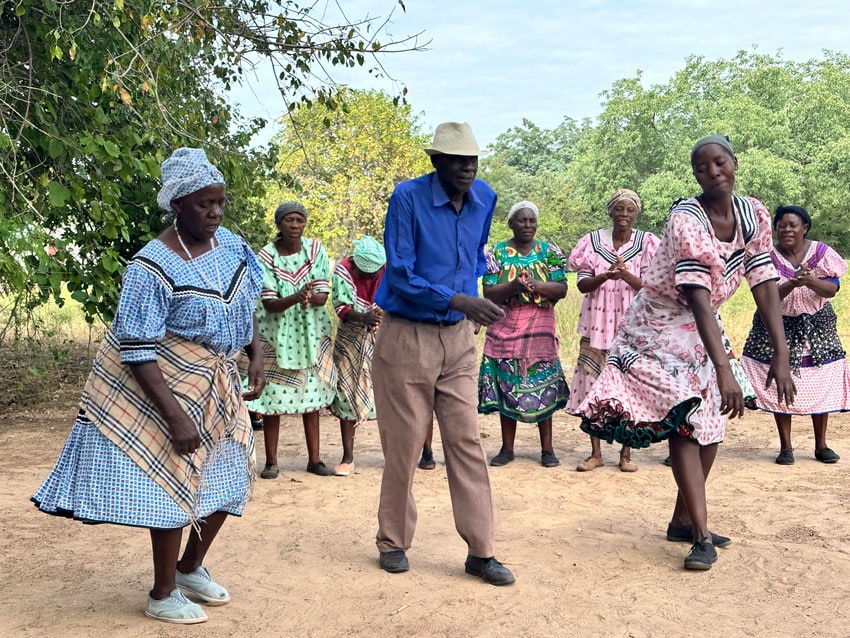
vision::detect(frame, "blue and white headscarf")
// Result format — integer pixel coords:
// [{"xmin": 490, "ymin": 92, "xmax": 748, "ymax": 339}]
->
[{"xmin": 157, "ymin": 148, "xmax": 225, "ymax": 211}]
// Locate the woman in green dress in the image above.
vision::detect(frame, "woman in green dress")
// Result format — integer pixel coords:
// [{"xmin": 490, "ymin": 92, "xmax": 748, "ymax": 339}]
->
[
  {"xmin": 478, "ymin": 200, "xmax": 570, "ymax": 468},
  {"xmin": 248, "ymin": 201, "xmax": 337, "ymax": 477}
]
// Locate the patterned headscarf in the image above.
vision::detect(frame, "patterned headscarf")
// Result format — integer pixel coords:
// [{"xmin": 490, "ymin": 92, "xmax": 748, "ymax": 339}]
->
[
  {"xmin": 691, "ymin": 135, "xmax": 735, "ymax": 162},
  {"xmin": 606, "ymin": 188, "xmax": 642, "ymax": 213},
  {"xmin": 507, "ymin": 200, "xmax": 539, "ymax": 222},
  {"xmin": 274, "ymin": 201, "xmax": 308, "ymax": 224},
  {"xmin": 353, "ymin": 235, "xmax": 386, "ymax": 273},
  {"xmin": 157, "ymin": 148, "xmax": 224, "ymax": 211}
]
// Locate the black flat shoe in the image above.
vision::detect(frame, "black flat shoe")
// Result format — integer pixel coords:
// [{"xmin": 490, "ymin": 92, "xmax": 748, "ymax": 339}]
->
[
  {"xmin": 306, "ymin": 461, "xmax": 333, "ymax": 476},
  {"xmin": 815, "ymin": 447, "xmax": 840, "ymax": 463},
  {"xmin": 464, "ymin": 555, "xmax": 515, "ymax": 586},
  {"xmin": 541, "ymin": 450, "xmax": 560, "ymax": 468},
  {"xmin": 489, "ymin": 450, "xmax": 515, "ymax": 467},
  {"xmin": 379, "ymin": 550, "xmax": 409, "ymax": 573},
  {"xmin": 776, "ymin": 448, "xmax": 795, "ymax": 465},
  {"xmin": 666, "ymin": 524, "xmax": 731, "ymax": 548},
  {"xmin": 684, "ymin": 540, "xmax": 717, "ymax": 570},
  {"xmin": 418, "ymin": 451, "xmax": 436, "ymax": 470}
]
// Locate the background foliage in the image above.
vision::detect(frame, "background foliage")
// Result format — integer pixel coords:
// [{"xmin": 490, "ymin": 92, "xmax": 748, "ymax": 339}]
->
[
  {"xmin": 561, "ymin": 50, "xmax": 850, "ymax": 251},
  {"xmin": 3, "ymin": 8, "xmax": 850, "ymax": 332},
  {"xmin": 0, "ymin": 0, "xmax": 414, "ymax": 322},
  {"xmin": 265, "ymin": 88, "xmax": 431, "ymax": 259}
]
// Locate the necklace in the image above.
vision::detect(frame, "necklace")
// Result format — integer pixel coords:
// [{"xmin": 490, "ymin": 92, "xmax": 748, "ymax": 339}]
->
[
  {"xmin": 174, "ymin": 220, "xmax": 226, "ymax": 304},
  {"xmin": 173, "ymin": 220, "xmax": 235, "ymax": 352}
]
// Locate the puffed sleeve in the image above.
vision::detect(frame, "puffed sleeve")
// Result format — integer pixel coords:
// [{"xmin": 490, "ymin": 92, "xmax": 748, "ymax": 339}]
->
[
  {"xmin": 243, "ymin": 239, "xmax": 263, "ymax": 300},
  {"xmin": 111, "ymin": 259, "xmax": 172, "ymax": 363},
  {"xmin": 332, "ymin": 259, "xmax": 357, "ymax": 321},
  {"xmin": 743, "ymin": 198, "xmax": 778, "ymax": 289},
  {"xmin": 640, "ymin": 232, "xmax": 660, "ymax": 278},
  {"xmin": 568, "ymin": 232, "xmax": 595, "ymax": 282},
  {"xmin": 310, "ymin": 240, "xmax": 331, "ymax": 294},
  {"xmin": 257, "ymin": 245, "xmax": 280, "ymax": 300},
  {"xmin": 481, "ymin": 246, "xmax": 500, "ymax": 287},
  {"xmin": 668, "ymin": 211, "xmax": 717, "ymax": 292},
  {"xmin": 545, "ymin": 241, "xmax": 568, "ymax": 282},
  {"xmin": 817, "ymin": 243, "xmax": 848, "ymax": 281}
]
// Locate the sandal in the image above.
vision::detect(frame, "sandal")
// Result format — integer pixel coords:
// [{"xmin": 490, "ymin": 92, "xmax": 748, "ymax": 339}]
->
[{"xmin": 260, "ymin": 463, "xmax": 279, "ymax": 479}]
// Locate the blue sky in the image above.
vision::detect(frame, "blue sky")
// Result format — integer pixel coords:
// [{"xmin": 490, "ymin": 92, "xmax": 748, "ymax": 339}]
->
[{"xmin": 232, "ymin": 0, "xmax": 850, "ymax": 148}]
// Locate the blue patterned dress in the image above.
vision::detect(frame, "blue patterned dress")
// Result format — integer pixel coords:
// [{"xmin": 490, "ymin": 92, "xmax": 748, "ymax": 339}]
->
[{"xmin": 32, "ymin": 228, "xmax": 263, "ymax": 529}]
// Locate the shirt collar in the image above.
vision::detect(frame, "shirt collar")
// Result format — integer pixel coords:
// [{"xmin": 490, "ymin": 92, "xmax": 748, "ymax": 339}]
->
[{"xmin": 429, "ymin": 172, "xmax": 481, "ymax": 210}]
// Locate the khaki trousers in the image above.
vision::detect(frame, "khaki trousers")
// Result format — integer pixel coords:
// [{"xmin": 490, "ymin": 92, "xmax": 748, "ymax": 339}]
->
[{"xmin": 373, "ymin": 313, "xmax": 495, "ymax": 558}]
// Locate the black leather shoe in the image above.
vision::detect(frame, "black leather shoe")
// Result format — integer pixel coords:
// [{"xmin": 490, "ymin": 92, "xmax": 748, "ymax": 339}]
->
[
  {"xmin": 379, "ymin": 550, "xmax": 409, "ymax": 573},
  {"xmin": 464, "ymin": 555, "xmax": 515, "ymax": 586},
  {"xmin": 418, "ymin": 451, "xmax": 436, "ymax": 470}
]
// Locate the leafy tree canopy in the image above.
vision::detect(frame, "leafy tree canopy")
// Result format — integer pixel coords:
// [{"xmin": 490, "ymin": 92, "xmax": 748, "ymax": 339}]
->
[
  {"xmin": 0, "ymin": 0, "xmax": 418, "ymax": 322},
  {"xmin": 265, "ymin": 87, "xmax": 431, "ymax": 259},
  {"xmin": 565, "ymin": 50, "xmax": 850, "ymax": 252},
  {"xmin": 481, "ymin": 117, "xmax": 590, "ymax": 251}
]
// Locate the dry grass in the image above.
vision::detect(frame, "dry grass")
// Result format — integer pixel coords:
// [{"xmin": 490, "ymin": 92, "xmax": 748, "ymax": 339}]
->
[
  {"xmin": 1, "ymin": 271, "xmax": 847, "ymax": 406},
  {"xmin": 0, "ymin": 295, "xmax": 105, "ymax": 408}
]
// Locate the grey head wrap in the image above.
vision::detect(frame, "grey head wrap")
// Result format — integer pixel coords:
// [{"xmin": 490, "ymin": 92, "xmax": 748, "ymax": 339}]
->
[
  {"xmin": 157, "ymin": 148, "xmax": 224, "ymax": 211},
  {"xmin": 691, "ymin": 135, "xmax": 735, "ymax": 162},
  {"xmin": 274, "ymin": 201, "xmax": 308, "ymax": 224}
]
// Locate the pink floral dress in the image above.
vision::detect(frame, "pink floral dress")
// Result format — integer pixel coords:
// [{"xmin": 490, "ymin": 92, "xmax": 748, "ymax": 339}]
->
[
  {"xmin": 572, "ymin": 196, "xmax": 775, "ymax": 447},
  {"xmin": 742, "ymin": 241, "xmax": 850, "ymax": 414}
]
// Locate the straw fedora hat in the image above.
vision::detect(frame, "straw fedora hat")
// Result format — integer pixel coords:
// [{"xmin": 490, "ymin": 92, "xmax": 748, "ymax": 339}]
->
[{"xmin": 424, "ymin": 122, "xmax": 481, "ymax": 156}]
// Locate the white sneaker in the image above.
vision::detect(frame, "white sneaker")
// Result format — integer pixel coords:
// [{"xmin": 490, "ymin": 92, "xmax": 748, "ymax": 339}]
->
[
  {"xmin": 175, "ymin": 565, "xmax": 231, "ymax": 605},
  {"xmin": 145, "ymin": 589, "xmax": 208, "ymax": 624}
]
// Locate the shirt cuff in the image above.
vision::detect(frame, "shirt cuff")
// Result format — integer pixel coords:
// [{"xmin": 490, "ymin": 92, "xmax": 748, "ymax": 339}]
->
[{"xmin": 119, "ymin": 341, "xmax": 158, "ymax": 364}]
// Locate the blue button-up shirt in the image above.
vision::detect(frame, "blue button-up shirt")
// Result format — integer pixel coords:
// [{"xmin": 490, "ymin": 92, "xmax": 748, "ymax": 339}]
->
[{"xmin": 375, "ymin": 172, "xmax": 496, "ymax": 322}]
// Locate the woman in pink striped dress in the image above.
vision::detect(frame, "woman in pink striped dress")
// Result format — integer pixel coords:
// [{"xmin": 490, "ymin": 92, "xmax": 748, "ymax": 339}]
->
[
  {"xmin": 565, "ymin": 189, "xmax": 659, "ymax": 472},
  {"xmin": 742, "ymin": 205, "xmax": 850, "ymax": 465}
]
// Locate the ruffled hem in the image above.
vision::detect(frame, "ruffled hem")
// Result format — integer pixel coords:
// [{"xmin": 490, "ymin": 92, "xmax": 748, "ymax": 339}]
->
[
  {"xmin": 578, "ymin": 397, "xmax": 702, "ymax": 449},
  {"xmin": 32, "ymin": 417, "xmax": 250, "ymax": 529}
]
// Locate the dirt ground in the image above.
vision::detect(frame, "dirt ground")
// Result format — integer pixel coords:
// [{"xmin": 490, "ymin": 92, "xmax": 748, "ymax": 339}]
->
[{"xmin": 1, "ymin": 391, "xmax": 849, "ymax": 638}]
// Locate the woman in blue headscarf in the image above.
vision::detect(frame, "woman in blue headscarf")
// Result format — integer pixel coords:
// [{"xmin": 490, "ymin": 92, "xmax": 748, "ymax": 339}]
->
[{"xmin": 32, "ymin": 148, "xmax": 266, "ymax": 625}]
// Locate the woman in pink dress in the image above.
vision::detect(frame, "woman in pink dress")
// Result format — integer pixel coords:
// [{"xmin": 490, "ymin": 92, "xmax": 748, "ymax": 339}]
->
[
  {"xmin": 566, "ymin": 189, "xmax": 659, "ymax": 472},
  {"xmin": 574, "ymin": 135, "xmax": 796, "ymax": 571},
  {"xmin": 742, "ymin": 205, "xmax": 850, "ymax": 465}
]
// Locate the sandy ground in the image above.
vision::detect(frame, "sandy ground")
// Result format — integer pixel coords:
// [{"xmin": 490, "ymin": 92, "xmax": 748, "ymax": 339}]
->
[{"xmin": 1, "ymin": 392, "xmax": 850, "ymax": 638}]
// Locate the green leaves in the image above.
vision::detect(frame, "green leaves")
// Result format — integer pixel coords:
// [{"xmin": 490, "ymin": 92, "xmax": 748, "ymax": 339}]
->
[
  {"xmin": 266, "ymin": 88, "xmax": 430, "ymax": 259},
  {"xmin": 564, "ymin": 50, "xmax": 850, "ymax": 250},
  {"xmin": 46, "ymin": 182, "xmax": 70, "ymax": 207},
  {"xmin": 1, "ymin": 1, "xmax": 414, "ymax": 325}
]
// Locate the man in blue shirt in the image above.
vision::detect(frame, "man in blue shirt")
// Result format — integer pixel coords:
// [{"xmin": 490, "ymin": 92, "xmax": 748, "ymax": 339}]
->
[{"xmin": 372, "ymin": 122, "xmax": 515, "ymax": 586}]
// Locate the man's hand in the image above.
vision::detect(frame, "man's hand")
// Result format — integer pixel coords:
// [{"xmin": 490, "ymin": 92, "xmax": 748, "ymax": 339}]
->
[{"xmin": 450, "ymin": 294, "xmax": 505, "ymax": 326}]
